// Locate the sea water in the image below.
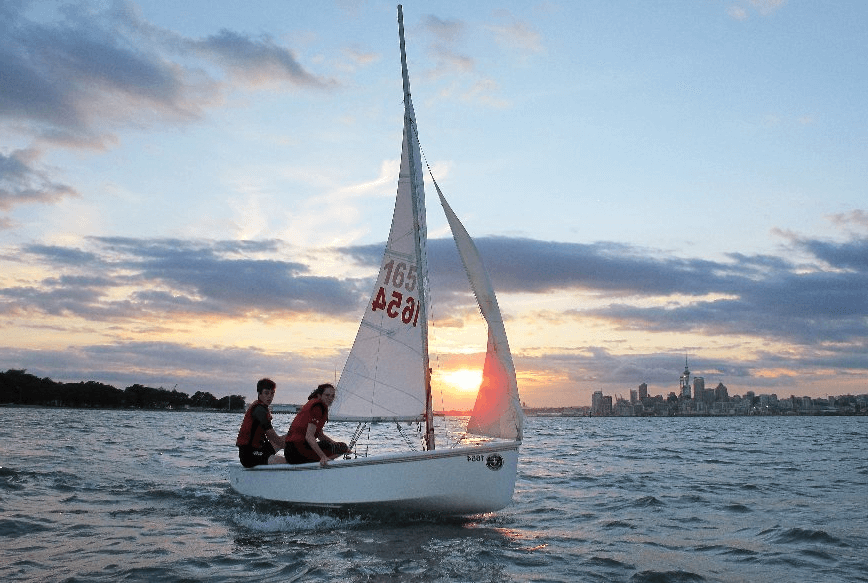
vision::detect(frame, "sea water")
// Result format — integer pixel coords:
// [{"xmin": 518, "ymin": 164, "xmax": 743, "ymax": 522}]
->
[{"xmin": 1, "ymin": 408, "xmax": 865, "ymax": 582}]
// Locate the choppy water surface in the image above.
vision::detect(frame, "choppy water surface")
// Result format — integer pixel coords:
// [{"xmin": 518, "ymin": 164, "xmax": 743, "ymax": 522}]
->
[{"xmin": 1, "ymin": 409, "xmax": 866, "ymax": 582}]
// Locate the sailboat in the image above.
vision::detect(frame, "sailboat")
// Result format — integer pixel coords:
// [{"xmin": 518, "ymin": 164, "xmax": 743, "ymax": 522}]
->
[{"xmin": 229, "ymin": 5, "xmax": 523, "ymax": 515}]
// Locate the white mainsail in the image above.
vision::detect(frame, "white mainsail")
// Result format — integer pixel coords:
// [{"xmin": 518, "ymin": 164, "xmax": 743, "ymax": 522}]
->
[{"xmin": 332, "ymin": 6, "xmax": 430, "ymax": 423}]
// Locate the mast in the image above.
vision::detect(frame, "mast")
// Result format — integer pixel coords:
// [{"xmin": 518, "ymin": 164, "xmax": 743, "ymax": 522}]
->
[{"xmin": 398, "ymin": 5, "xmax": 435, "ymax": 450}]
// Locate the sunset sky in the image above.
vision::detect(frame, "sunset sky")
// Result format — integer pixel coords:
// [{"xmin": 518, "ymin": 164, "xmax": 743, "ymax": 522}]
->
[{"xmin": 2, "ymin": 0, "xmax": 866, "ymax": 408}]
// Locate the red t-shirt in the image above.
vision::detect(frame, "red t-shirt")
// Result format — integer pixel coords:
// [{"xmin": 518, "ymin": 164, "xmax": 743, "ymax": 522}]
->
[{"xmin": 286, "ymin": 398, "xmax": 327, "ymax": 445}]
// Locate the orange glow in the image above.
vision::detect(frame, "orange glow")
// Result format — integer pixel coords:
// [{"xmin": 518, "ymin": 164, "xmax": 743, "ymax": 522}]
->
[
  {"xmin": 442, "ymin": 368, "xmax": 482, "ymax": 393},
  {"xmin": 754, "ymin": 368, "xmax": 799, "ymax": 379}
]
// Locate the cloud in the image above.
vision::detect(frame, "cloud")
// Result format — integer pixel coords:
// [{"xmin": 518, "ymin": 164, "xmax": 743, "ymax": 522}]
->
[
  {"xmin": 1, "ymin": 237, "xmax": 364, "ymax": 321},
  {"xmin": 341, "ymin": 46, "xmax": 380, "ymax": 68},
  {"xmin": 576, "ymin": 246, "xmax": 867, "ymax": 347},
  {"xmin": 727, "ymin": 0, "xmax": 787, "ymax": 20},
  {"xmin": 0, "ymin": 341, "xmax": 336, "ymax": 401},
  {"xmin": 188, "ymin": 29, "xmax": 336, "ymax": 88},
  {"xmin": 0, "ymin": 1, "xmax": 334, "ymax": 151},
  {"xmin": 727, "ymin": 6, "xmax": 749, "ymax": 21},
  {"xmin": 596, "ymin": 269, "xmax": 868, "ymax": 346},
  {"xmin": 2, "ymin": 227, "xmax": 866, "ymax": 400},
  {"xmin": 794, "ymin": 238, "xmax": 868, "ymax": 271},
  {"xmin": 537, "ymin": 347, "xmax": 756, "ymax": 387},
  {"xmin": 1, "ymin": 2, "xmax": 205, "ymax": 146},
  {"xmin": 466, "ymin": 238, "xmax": 735, "ymax": 295},
  {"xmin": 420, "ymin": 14, "xmax": 466, "ymax": 43},
  {"xmin": 514, "ymin": 340, "xmax": 867, "ymax": 405},
  {"xmin": 419, "ymin": 14, "xmax": 474, "ymax": 79},
  {"xmin": 4, "ymin": 230, "xmax": 866, "ymax": 354},
  {"xmin": 341, "ymin": 233, "xmax": 868, "ymax": 359},
  {"xmin": 426, "ymin": 234, "xmax": 868, "ymax": 351},
  {"xmin": 0, "ymin": 149, "xmax": 79, "ymax": 210},
  {"xmin": 750, "ymin": 0, "xmax": 787, "ymax": 15},
  {"xmin": 417, "ymin": 13, "xmax": 510, "ymax": 108},
  {"xmin": 488, "ymin": 13, "xmax": 543, "ymax": 55},
  {"xmin": 828, "ymin": 209, "xmax": 868, "ymax": 231}
]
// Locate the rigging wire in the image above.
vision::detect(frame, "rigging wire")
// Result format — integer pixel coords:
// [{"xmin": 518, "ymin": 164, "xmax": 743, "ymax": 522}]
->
[
  {"xmin": 396, "ymin": 421, "xmax": 419, "ymax": 451},
  {"xmin": 404, "ymin": 116, "xmax": 458, "ymax": 447},
  {"xmin": 408, "ymin": 117, "xmax": 480, "ymax": 448}
]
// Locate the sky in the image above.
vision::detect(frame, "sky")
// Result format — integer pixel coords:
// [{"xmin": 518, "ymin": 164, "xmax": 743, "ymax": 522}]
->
[{"xmin": 1, "ymin": 0, "xmax": 866, "ymax": 409}]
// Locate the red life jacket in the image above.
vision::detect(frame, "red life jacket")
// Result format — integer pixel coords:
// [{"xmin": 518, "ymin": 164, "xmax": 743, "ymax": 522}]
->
[
  {"xmin": 235, "ymin": 399, "xmax": 272, "ymax": 448},
  {"xmin": 286, "ymin": 398, "xmax": 327, "ymax": 444}
]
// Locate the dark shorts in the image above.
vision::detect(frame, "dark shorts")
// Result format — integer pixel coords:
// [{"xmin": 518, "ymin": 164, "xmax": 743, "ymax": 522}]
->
[
  {"xmin": 238, "ymin": 443, "xmax": 276, "ymax": 468},
  {"xmin": 285, "ymin": 440, "xmax": 349, "ymax": 464}
]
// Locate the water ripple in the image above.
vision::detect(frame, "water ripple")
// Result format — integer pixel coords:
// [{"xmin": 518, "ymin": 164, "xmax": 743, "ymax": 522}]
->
[{"xmin": 1, "ymin": 410, "xmax": 866, "ymax": 583}]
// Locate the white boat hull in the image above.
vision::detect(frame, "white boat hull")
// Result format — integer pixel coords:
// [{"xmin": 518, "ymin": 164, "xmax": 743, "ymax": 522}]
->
[{"xmin": 229, "ymin": 442, "xmax": 520, "ymax": 514}]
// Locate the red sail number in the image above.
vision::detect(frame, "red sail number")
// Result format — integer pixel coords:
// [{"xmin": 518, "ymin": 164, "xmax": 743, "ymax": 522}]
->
[
  {"xmin": 372, "ymin": 287, "xmax": 421, "ymax": 326},
  {"xmin": 382, "ymin": 260, "xmax": 417, "ymax": 292}
]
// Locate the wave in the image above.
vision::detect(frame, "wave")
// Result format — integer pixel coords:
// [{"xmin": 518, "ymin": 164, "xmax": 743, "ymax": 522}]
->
[
  {"xmin": 600, "ymin": 495, "xmax": 666, "ymax": 511},
  {"xmin": 602, "ymin": 520, "xmax": 636, "ymax": 529},
  {"xmin": 771, "ymin": 527, "xmax": 846, "ymax": 546},
  {"xmin": 584, "ymin": 555, "xmax": 635, "ymax": 569},
  {"xmin": 0, "ymin": 517, "xmax": 53, "ymax": 538},
  {"xmin": 0, "ymin": 466, "xmax": 85, "ymax": 494},
  {"xmin": 702, "ymin": 458, "xmax": 734, "ymax": 465},
  {"xmin": 801, "ymin": 548, "xmax": 836, "ymax": 561},
  {"xmin": 720, "ymin": 547, "xmax": 758, "ymax": 557},
  {"xmin": 231, "ymin": 509, "xmax": 363, "ymax": 534},
  {"xmin": 630, "ymin": 569, "xmax": 705, "ymax": 582},
  {"xmin": 633, "ymin": 495, "xmax": 664, "ymax": 508},
  {"xmin": 722, "ymin": 503, "xmax": 752, "ymax": 513},
  {"xmin": 0, "ymin": 466, "xmax": 25, "ymax": 492}
]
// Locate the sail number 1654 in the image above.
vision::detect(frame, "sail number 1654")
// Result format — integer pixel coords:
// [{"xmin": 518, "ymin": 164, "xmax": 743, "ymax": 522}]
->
[{"xmin": 371, "ymin": 260, "xmax": 421, "ymax": 326}]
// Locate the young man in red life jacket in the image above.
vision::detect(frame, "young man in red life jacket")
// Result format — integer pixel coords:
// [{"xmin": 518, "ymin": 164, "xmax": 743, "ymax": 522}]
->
[
  {"xmin": 235, "ymin": 378, "xmax": 287, "ymax": 467},
  {"xmin": 284, "ymin": 383, "xmax": 349, "ymax": 467}
]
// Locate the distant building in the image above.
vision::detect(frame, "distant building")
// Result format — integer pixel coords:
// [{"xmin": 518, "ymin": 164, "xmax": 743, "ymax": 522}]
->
[
  {"xmin": 591, "ymin": 390, "xmax": 603, "ymax": 416},
  {"xmin": 592, "ymin": 390, "xmax": 612, "ymax": 416},
  {"xmin": 638, "ymin": 383, "xmax": 648, "ymax": 401},
  {"xmin": 614, "ymin": 397, "xmax": 635, "ymax": 416},
  {"xmin": 679, "ymin": 359, "xmax": 691, "ymax": 399}
]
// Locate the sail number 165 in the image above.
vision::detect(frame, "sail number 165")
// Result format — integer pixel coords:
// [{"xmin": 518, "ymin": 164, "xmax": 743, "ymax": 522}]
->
[{"xmin": 371, "ymin": 260, "xmax": 420, "ymax": 326}]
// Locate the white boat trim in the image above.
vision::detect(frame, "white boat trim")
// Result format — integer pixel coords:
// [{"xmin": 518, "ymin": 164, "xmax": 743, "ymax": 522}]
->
[{"xmin": 235, "ymin": 441, "xmax": 518, "ymax": 472}]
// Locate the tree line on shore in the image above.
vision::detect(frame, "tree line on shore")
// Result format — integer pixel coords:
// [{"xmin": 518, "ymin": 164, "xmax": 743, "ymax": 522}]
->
[{"xmin": 0, "ymin": 369, "xmax": 246, "ymax": 411}]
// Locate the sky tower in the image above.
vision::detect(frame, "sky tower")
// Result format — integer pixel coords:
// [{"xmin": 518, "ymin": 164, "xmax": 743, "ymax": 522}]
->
[{"xmin": 679, "ymin": 357, "xmax": 691, "ymax": 399}]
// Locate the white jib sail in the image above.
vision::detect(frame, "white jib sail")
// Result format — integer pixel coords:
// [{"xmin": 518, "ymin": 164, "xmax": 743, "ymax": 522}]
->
[
  {"xmin": 435, "ymin": 186, "xmax": 524, "ymax": 441},
  {"xmin": 333, "ymin": 75, "xmax": 430, "ymax": 422}
]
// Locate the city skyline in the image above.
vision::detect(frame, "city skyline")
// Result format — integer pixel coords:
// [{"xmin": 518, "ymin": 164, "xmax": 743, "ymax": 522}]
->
[{"xmin": 1, "ymin": 1, "xmax": 866, "ymax": 408}]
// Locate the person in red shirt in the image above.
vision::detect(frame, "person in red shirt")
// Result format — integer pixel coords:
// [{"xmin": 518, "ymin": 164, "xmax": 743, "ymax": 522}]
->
[
  {"xmin": 235, "ymin": 378, "xmax": 286, "ymax": 467},
  {"xmin": 284, "ymin": 383, "xmax": 349, "ymax": 467}
]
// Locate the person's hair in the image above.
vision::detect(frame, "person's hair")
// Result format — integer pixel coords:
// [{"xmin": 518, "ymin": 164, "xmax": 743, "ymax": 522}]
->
[
  {"xmin": 256, "ymin": 378, "xmax": 276, "ymax": 394},
  {"xmin": 308, "ymin": 383, "xmax": 334, "ymax": 400}
]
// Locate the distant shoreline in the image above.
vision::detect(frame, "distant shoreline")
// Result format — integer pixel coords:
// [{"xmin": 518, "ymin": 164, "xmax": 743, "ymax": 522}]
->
[
  {"xmin": 3, "ymin": 403, "xmax": 864, "ymax": 417},
  {"xmin": 0, "ymin": 403, "xmax": 244, "ymax": 413},
  {"xmin": 523, "ymin": 409, "xmax": 867, "ymax": 417}
]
